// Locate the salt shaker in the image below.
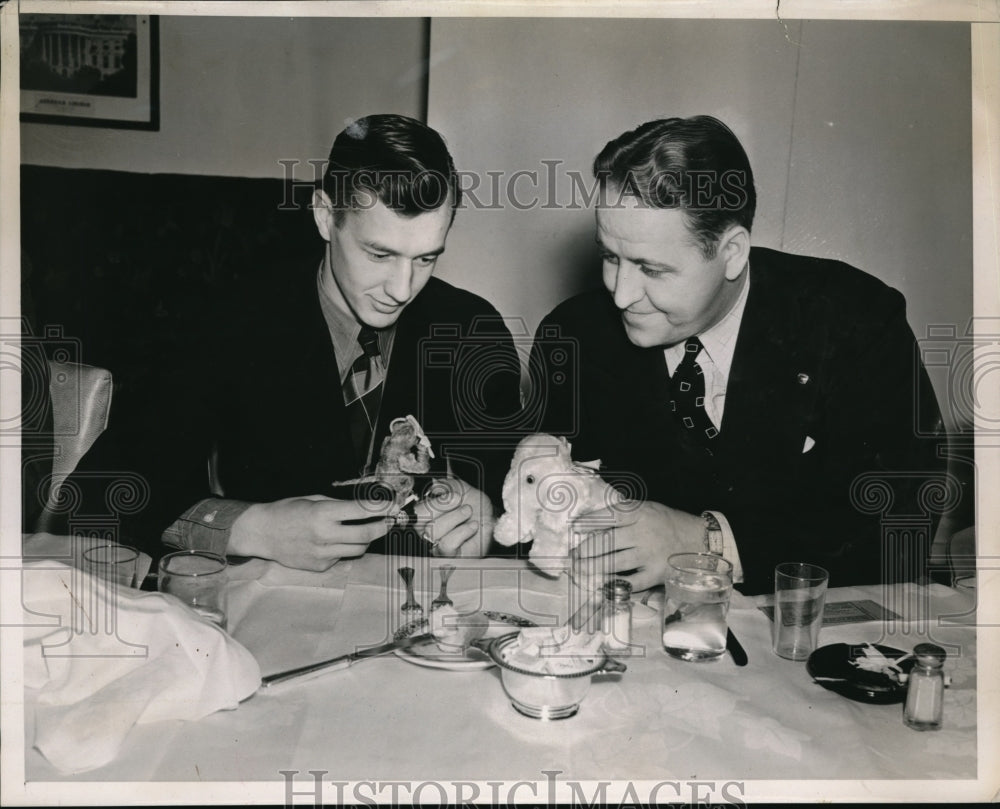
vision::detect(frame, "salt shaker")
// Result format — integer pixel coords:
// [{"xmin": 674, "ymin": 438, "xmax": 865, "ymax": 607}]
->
[
  {"xmin": 601, "ymin": 579, "xmax": 633, "ymax": 652},
  {"xmin": 903, "ymin": 643, "xmax": 946, "ymax": 731}
]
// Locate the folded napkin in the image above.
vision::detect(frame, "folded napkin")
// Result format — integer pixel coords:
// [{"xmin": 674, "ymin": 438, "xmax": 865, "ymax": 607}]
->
[{"xmin": 22, "ymin": 561, "xmax": 260, "ymax": 774}]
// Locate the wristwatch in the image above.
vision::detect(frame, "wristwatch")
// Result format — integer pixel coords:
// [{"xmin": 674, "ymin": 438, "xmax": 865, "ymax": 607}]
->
[{"xmin": 701, "ymin": 511, "xmax": 724, "ymax": 556}]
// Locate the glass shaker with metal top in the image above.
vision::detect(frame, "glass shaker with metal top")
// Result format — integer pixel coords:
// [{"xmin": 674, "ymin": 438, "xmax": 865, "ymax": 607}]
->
[
  {"xmin": 601, "ymin": 578, "xmax": 633, "ymax": 652},
  {"xmin": 903, "ymin": 643, "xmax": 946, "ymax": 731}
]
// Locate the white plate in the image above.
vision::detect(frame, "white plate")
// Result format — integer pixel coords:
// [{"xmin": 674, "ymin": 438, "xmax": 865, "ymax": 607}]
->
[{"xmin": 393, "ymin": 610, "xmax": 537, "ymax": 670}]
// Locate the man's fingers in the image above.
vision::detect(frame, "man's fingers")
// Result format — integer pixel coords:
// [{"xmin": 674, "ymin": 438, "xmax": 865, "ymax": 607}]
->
[
  {"xmin": 302, "ymin": 539, "xmax": 375, "ymax": 571},
  {"xmin": 571, "ymin": 527, "xmax": 632, "ymax": 561},
  {"xmin": 354, "ymin": 516, "xmax": 393, "ymax": 544},
  {"xmin": 316, "ymin": 496, "xmax": 399, "ymax": 522},
  {"xmin": 410, "ymin": 499, "xmax": 434, "ymax": 524},
  {"xmin": 314, "ymin": 516, "xmax": 388, "ymax": 546},
  {"xmin": 572, "ymin": 502, "xmax": 641, "ymax": 531},
  {"xmin": 420, "ymin": 503, "xmax": 473, "ymax": 544},
  {"xmin": 413, "ymin": 478, "xmax": 465, "ymax": 520},
  {"xmin": 569, "ymin": 541, "xmax": 639, "ymax": 584},
  {"xmin": 431, "ymin": 520, "xmax": 479, "ymax": 557}
]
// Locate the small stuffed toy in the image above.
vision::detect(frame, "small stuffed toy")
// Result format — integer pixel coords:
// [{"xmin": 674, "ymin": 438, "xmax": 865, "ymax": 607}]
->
[
  {"xmin": 493, "ymin": 434, "xmax": 618, "ymax": 572},
  {"xmin": 333, "ymin": 415, "xmax": 434, "ymax": 507}
]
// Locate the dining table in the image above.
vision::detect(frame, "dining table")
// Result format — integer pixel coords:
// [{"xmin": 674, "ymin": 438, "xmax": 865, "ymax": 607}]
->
[{"xmin": 15, "ymin": 533, "xmax": 988, "ymax": 804}]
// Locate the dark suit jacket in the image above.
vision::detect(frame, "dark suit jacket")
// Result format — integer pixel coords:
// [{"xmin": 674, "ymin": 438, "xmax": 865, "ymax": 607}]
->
[
  {"xmin": 66, "ymin": 266, "xmax": 521, "ymax": 558},
  {"xmin": 531, "ymin": 247, "xmax": 945, "ymax": 594},
  {"xmin": 208, "ymin": 272, "xmax": 520, "ymax": 505}
]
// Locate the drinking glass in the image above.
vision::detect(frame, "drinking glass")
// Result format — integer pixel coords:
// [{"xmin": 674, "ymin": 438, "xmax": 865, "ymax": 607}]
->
[
  {"xmin": 82, "ymin": 543, "xmax": 139, "ymax": 588},
  {"xmin": 662, "ymin": 552, "xmax": 733, "ymax": 661},
  {"xmin": 772, "ymin": 562, "xmax": 829, "ymax": 660},
  {"xmin": 158, "ymin": 550, "xmax": 228, "ymax": 629}
]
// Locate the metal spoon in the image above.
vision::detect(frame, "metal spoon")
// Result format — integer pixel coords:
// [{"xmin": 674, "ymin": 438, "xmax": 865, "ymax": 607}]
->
[
  {"xmin": 431, "ymin": 564, "xmax": 456, "ymax": 610},
  {"xmin": 397, "ymin": 566, "xmax": 422, "ymax": 615}
]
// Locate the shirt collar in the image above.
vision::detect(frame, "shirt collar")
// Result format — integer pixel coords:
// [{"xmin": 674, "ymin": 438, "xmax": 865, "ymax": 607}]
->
[
  {"xmin": 316, "ymin": 264, "xmax": 360, "ymax": 377},
  {"xmin": 696, "ymin": 265, "xmax": 751, "ymax": 380},
  {"xmin": 315, "ymin": 264, "xmax": 395, "ymax": 380},
  {"xmin": 664, "ymin": 266, "xmax": 751, "ymax": 377}
]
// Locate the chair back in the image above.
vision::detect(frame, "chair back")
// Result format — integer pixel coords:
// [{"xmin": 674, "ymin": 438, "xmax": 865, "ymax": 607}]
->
[{"xmin": 45, "ymin": 360, "xmax": 113, "ymax": 510}]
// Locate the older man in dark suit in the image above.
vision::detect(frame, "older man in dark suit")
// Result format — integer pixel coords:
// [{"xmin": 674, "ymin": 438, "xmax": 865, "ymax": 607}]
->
[{"xmin": 533, "ymin": 115, "xmax": 945, "ymax": 595}]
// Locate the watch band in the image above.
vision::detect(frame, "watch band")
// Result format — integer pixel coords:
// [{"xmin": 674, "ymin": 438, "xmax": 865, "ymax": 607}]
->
[{"xmin": 702, "ymin": 511, "xmax": 724, "ymax": 556}]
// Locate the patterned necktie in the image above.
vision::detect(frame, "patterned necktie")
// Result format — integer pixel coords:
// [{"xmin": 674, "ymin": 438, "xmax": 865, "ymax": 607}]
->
[
  {"xmin": 343, "ymin": 327, "xmax": 385, "ymax": 472},
  {"xmin": 669, "ymin": 336, "xmax": 719, "ymax": 453}
]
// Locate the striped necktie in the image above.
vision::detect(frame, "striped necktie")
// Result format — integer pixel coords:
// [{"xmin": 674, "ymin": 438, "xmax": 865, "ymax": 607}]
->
[
  {"xmin": 343, "ymin": 327, "xmax": 385, "ymax": 472},
  {"xmin": 669, "ymin": 336, "xmax": 719, "ymax": 454}
]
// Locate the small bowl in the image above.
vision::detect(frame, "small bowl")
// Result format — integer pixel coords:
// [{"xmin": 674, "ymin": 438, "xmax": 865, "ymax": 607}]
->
[{"xmin": 479, "ymin": 631, "xmax": 626, "ymax": 720}]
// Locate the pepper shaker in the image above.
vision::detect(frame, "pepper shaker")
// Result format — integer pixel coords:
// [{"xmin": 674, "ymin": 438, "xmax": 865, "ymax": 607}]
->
[
  {"xmin": 601, "ymin": 579, "xmax": 633, "ymax": 652},
  {"xmin": 903, "ymin": 643, "xmax": 946, "ymax": 731}
]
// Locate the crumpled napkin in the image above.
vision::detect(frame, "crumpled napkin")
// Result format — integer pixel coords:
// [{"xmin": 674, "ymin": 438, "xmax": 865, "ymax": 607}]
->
[{"xmin": 22, "ymin": 561, "xmax": 261, "ymax": 774}]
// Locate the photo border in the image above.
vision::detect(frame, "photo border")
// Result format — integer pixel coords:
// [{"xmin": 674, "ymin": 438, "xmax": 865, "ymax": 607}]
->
[{"xmin": 2, "ymin": 1, "xmax": 997, "ymax": 806}]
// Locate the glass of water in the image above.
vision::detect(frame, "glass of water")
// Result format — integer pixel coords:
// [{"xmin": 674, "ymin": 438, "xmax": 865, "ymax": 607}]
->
[
  {"xmin": 662, "ymin": 552, "xmax": 733, "ymax": 661},
  {"xmin": 158, "ymin": 550, "xmax": 228, "ymax": 630}
]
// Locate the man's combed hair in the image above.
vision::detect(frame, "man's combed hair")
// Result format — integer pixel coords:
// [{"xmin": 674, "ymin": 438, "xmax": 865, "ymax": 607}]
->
[
  {"xmin": 323, "ymin": 114, "xmax": 461, "ymax": 225},
  {"xmin": 593, "ymin": 115, "xmax": 756, "ymax": 257}
]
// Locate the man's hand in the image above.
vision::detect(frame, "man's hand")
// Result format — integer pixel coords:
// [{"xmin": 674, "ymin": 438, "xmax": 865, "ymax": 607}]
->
[
  {"xmin": 568, "ymin": 500, "xmax": 705, "ymax": 592},
  {"xmin": 412, "ymin": 477, "xmax": 495, "ymax": 558},
  {"xmin": 228, "ymin": 495, "xmax": 399, "ymax": 571}
]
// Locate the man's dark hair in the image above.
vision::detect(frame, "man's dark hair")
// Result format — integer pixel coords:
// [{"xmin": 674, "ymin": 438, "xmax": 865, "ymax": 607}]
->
[
  {"xmin": 593, "ymin": 115, "xmax": 756, "ymax": 258},
  {"xmin": 322, "ymin": 114, "xmax": 461, "ymax": 226}
]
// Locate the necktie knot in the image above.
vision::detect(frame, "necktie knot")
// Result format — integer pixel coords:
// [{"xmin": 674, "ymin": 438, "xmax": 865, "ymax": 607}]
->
[
  {"xmin": 670, "ymin": 334, "xmax": 717, "ymax": 452},
  {"xmin": 344, "ymin": 327, "xmax": 386, "ymax": 473},
  {"xmin": 358, "ymin": 327, "xmax": 381, "ymax": 360},
  {"xmin": 681, "ymin": 336, "xmax": 703, "ymax": 362}
]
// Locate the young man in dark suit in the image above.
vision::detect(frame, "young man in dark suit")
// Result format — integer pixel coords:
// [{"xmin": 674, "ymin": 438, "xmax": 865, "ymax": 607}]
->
[
  {"xmin": 69, "ymin": 114, "xmax": 521, "ymax": 569},
  {"xmin": 533, "ymin": 115, "xmax": 945, "ymax": 595}
]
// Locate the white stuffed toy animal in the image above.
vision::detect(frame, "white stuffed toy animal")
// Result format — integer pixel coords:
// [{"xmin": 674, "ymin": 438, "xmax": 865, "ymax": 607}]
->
[{"xmin": 494, "ymin": 434, "xmax": 619, "ymax": 573}]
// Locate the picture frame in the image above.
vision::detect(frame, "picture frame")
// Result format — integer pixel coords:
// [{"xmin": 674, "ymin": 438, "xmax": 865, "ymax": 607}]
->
[{"xmin": 19, "ymin": 14, "xmax": 159, "ymax": 131}]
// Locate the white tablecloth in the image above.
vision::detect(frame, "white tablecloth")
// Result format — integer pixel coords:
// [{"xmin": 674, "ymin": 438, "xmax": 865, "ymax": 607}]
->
[{"xmin": 20, "ymin": 551, "xmax": 980, "ymax": 795}]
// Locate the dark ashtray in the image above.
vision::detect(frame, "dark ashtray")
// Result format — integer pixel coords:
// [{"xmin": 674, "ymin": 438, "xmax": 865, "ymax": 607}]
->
[{"xmin": 806, "ymin": 643, "xmax": 915, "ymax": 704}]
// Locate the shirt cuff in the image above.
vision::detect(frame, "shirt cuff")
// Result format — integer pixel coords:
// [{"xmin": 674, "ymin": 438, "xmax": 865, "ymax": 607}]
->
[
  {"xmin": 706, "ymin": 509, "xmax": 744, "ymax": 584},
  {"xmin": 161, "ymin": 498, "xmax": 252, "ymax": 557}
]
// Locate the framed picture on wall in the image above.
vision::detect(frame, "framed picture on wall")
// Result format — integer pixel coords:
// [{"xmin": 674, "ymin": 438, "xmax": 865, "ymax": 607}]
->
[{"xmin": 19, "ymin": 14, "xmax": 159, "ymax": 130}]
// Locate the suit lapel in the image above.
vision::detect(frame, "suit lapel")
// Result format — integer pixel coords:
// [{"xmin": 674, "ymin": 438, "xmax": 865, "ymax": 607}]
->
[
  {"xmin": 296, "ymin": 276, "xmax": 357, "ymax": 469},
  {"xmin": 719, "ymin": 263, "xmax": 812, "ymax": 470},
  {"xmin": 379, "ymin": 306, "xmax": 418, "ymax": 444},
  {"xmin": 584, "ymin": 307, "xmax": 680, "ymax": 464}
]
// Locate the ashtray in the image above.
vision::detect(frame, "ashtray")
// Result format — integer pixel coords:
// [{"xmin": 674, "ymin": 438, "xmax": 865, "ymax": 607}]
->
[{"xmin": 806, "ymin": 642, "xmax": 915, "ymax": 704}]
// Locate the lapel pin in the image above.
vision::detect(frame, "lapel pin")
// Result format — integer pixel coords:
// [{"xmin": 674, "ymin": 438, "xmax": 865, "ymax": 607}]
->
[{"xmin": 796, "ymin": 372, "xmax": 810, "ymax": 385}]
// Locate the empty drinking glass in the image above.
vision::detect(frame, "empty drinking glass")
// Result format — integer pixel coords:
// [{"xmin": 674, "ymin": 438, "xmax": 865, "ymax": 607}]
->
[
  {"xmin": 772, "ymin": 562, "xmax": 829, "ymax": 661},
  {"xmin": 158, "ymin": 550, "xmax": 228, "ymax": 629},
  {"xmin": 82, "ymin": 543, "xmax": 140, "ymax": 588}
]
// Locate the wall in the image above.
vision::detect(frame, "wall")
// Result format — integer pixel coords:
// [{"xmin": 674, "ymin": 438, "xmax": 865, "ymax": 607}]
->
[
  {"xmin": 21, "ymin": 16, "xmax": 427, "ymax": 178},
  {"xmin": 21, "ymin": 16, "xmax": 973, "ymax": 421},
  {"xmin": 781, "ymin": 21, "xmax": 972, "ymax": 349},
  {"xmin": 426, "ymin": 19, "xmax": 972, "ymax": 421}
]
